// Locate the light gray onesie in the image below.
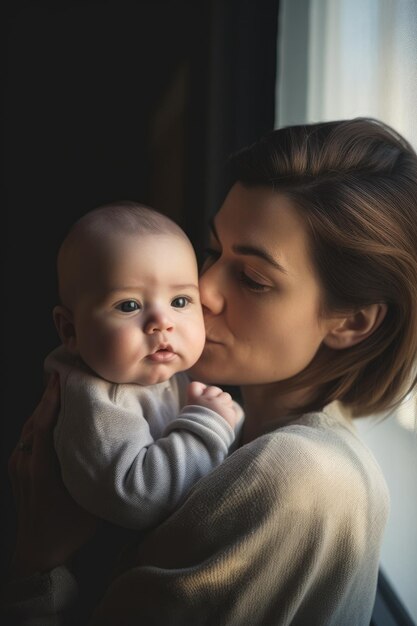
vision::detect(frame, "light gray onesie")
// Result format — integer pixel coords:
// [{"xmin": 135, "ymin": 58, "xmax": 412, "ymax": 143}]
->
[{"xmin": 44, "ymin": 346, "xmax": 239, "ymax": 530}]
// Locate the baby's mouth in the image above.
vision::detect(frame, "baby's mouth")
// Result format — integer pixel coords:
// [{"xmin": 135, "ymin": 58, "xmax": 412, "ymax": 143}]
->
[{"xmin": 147, "ymin": 345, "xmax": 176, "ymax": 363}]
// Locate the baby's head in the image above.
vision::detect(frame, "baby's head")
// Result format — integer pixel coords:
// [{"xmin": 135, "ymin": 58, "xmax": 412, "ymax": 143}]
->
[{"xmin": 54, "ymin": 201, "xmax": 205, "ymax": 385}]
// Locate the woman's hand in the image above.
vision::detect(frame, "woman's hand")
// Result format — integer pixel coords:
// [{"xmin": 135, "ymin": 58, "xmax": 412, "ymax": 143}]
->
[{"xmin": 8, "ymin": 374, "xmax": 98, "ymax": 579}]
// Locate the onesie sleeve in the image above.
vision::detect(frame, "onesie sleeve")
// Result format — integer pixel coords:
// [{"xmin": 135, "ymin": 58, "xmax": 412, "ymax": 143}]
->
[{"xmin": 54, "ymin": 370, "xmax": 236, "ymax": 531}]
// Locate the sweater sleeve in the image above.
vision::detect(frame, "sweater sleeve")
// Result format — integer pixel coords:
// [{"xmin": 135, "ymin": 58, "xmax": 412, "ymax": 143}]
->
[
  {"xmin": 2, "ymin": 445, "xmax": 266, "ymax": 625},
  {"xmin": 54, "ymin": 370, "xmax": 236, "ymax": 531},
  {"xmin": 5, "ymin": 425, "xmax": 389, "ymax": 625},
  {"xmin": 87, "ymin": 440, "xmax": 293, "ymax": 625},
  {"xmin": 0, "ymin": 566, "xmax": 78, "ymax": 626}
]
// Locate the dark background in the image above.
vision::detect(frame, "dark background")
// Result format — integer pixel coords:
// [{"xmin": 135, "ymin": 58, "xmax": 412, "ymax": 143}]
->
[{"xmin": 3, "ymin": 0, "xmax": 278, "ymax": 578}]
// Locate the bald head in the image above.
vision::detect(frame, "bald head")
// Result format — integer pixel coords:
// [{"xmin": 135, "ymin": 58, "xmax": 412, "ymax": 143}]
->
[{"xmin": 57, "ymin": 201, "xmax": 192, "ymax": 309}]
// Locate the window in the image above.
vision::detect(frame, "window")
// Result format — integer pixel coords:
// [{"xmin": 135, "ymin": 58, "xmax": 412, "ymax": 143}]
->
[
  {"xmin": 277, "ymin": 0, "xmax": 417, "ymax": 150},
  {"xmin": 276, "ymin": 0, "xmax": 417, "ymax": 621}
]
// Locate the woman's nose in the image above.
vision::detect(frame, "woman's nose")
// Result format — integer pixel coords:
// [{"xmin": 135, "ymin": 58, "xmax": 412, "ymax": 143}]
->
[
  {"xmin": 199, "ymin": 265, "xmax": 225, "ymax": 315},
  {"xmin": 144, "ymin": 309, "xmax": 174, "ymax": 334}
]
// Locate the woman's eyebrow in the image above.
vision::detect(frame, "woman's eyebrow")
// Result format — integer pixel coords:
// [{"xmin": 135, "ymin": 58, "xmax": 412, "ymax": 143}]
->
[
  {"xmin": 232, "ymin": 244, "xmax": 288, "ymax": 274},
  {"xmin": 208, "ymin": 217, "xmax": 220, "ymax": 241},
  {"xmin": 209, "ymin": 217, "xmax": 288, "ymax": 274}
]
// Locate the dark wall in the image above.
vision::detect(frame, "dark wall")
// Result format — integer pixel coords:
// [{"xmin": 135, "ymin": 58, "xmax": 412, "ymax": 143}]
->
[{"xmin": 3, "ymin": 0, "xmax": 278, "ymax": 577}]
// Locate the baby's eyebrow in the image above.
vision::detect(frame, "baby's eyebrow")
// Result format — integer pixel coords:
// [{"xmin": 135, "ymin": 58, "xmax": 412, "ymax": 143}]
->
[
  {"xmin": 106, "ymin": 284, "xmax": 199, "ymax": 293},
  {"xmin": 170, "ymin": 284, "xmax": 200, "ymax": 291},
  {"xmin": 106, "ymin": 286, "xmax": 144, "ymax": 293}
]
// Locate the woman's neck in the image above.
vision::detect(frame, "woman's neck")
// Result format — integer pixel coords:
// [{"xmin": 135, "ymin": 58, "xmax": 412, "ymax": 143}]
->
[{"xmin": 240, "ymin": 383, "xmax": 316, "ymax": 444}]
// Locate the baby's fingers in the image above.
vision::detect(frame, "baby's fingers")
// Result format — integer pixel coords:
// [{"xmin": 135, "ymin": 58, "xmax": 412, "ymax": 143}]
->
[
  {"xmin": 187, "ymin": 381, "xmax": 207, "ymax": 403},
  {"xmin": 203, "ymin": 386, "xmax": 227, "ymax": 399}
]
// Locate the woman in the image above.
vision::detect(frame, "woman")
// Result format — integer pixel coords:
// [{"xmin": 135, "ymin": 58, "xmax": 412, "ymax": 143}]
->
[{"xmin": 5, "ymin": 118, "xmax": 417, "ymax": 625}]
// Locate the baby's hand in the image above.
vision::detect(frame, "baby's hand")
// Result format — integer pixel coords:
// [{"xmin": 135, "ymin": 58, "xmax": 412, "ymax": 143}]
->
[{"xmin": 187, "ymin": 381, "xmax": 240, "ymax": 429}]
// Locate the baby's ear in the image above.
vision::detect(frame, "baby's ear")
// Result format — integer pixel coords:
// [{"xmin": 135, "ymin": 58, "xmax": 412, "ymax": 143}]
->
[{"xmin": 53, "ymin": 305, "xmax": 78, "ymax": 354}]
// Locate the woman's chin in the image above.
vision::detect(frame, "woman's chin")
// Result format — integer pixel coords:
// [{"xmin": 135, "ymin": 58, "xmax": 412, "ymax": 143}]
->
[
  {"xmin": 188, "ymin": 359, "xmax": 223, "ymax": 384},
  {"xmin": 188, "ymin": 363, "xmax": 241, "ymax": 387},
  {"xmin": 188, "ymin": 361, "xmax": 211, "ymax": 382}
]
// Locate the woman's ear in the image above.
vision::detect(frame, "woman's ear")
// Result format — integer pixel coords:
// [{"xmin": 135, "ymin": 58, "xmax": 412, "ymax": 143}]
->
[
  {"xmin": 323, "ymin": 303, "xmax": 387, "ymax": 350},
  {"xmin": 53, "ymin": 305, "xmax": 78, "ymax": 354}
]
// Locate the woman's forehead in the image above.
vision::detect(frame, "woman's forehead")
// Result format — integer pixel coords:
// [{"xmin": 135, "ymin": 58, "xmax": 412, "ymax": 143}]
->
[
  {"xmin": 215, "ymin": 183, "xmax": 299, "ymax": 228},
  {"xmin": 213, "ymin": 184, "xmax": 311, "ymax": 268}
]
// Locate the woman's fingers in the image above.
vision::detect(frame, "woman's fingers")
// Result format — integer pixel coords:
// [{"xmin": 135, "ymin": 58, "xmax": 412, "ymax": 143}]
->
[
  {"xmin": 10, "ymin": 373, "xmax": 59, "ymax": 466},
  {"xmin": 31, "ymin": 374, "xmax": 61, "ymax": 486},
  {"xmin": 9, "ymin": 374, "xmax": 60, "ymax": 492},
  {"xmin": 32, "ymin": 373, "xmax": 60, "ymax": 432},
  {"xmin": 20, "ymin": 418, "xmax": 34, "ymax": 443},
  {"xmin": 9, "ymin": 373, "xmax": 98, "ymax": 577},
  {"xmin": 9, "ymin": 428, "xmax": 33, "ymax": 505}
]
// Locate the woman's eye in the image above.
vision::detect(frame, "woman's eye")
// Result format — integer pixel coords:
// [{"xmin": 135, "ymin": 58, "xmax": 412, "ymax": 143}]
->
[
  {"xmin": 171, "ymin": 296, "xmax": 189, "ymax": 308},
  {"xmin": 117, "ymin": 300, "xmax": 140, "ymax": 312},
  {"xmin": 239, "ymin": 272, "xmax": 270, "ymax": 292},
  {"xmin": 204, "ymin": 247, "xmax": 221, "ymax": 260}
]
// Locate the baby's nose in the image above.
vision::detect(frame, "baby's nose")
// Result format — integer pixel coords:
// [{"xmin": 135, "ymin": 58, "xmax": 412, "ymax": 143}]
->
[{"xmin": 144, "ymin": 310, "xmax": 174, "ymax": 334}]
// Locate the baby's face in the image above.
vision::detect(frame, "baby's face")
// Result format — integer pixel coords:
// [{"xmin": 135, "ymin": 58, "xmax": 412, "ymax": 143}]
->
[{"xmin": 71, "ymin": 232, "xmax": 205, "ymax": 385}]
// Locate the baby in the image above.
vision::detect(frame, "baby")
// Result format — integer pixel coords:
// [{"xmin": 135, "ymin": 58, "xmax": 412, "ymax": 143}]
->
[{"xmin": 45, "ymin": 201, "xmax": 242, "ymax": 530}]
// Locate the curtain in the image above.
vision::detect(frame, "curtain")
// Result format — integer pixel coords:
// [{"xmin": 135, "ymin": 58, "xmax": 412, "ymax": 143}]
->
[{"xmin": 277, "ymin": 0, "xmax": 417, "ymax": 150}]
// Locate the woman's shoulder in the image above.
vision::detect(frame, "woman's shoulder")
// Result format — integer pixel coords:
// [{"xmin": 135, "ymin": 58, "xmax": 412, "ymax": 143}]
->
[
  {"xmin": 252, "ymin": 409, "xmax": 372, "ymax": 461},
  {"xmin": 239, "ymin": 410, "xmax": 389, "ymax": 507}
]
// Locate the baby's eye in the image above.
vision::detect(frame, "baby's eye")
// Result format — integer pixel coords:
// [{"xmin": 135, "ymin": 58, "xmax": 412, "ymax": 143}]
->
[
  {"xmin": 171, "ymin": 296, "xmax": 189, "ymax": 308},
  {"xmin": 117, "ymin": 300, "xmax": 141, "ymax": 313}
]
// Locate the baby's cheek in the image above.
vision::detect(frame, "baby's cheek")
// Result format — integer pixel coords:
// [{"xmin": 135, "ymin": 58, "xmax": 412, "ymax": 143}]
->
[
  {"xmin": 85, "ymin": 326, "xmax": 129, "ymax": 373},
  {"xmin": 183, "ymin": 321, "xmax": 206, "ymax": 367},
  {"xmin": 100, "ymin": 326, "xmax": 136, "ymax": 362}
]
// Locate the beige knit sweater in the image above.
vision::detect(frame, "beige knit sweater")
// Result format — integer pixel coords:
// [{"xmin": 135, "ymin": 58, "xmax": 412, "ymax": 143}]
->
[{"xmin": 3, "ymin": 409, "xmax": 389, "ymax": 625}]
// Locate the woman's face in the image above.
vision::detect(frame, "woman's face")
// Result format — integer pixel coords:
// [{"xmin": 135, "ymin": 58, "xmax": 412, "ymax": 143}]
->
[{"xmin": 191, "ymin": 183, "xmax": 336, "ymax": 386}]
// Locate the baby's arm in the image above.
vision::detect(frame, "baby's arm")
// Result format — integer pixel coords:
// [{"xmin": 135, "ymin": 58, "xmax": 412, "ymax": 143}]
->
[{"xmin": 54, "ymin": 373, "xmax": 239, "ymax": 531}]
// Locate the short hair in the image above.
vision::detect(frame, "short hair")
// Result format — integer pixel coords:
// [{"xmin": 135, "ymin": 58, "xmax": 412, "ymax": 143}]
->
[
  {"xmin": 228, "ymin": 118, "xmax": 417, "ymax": 417},
  {"xmin": 64, "ymin": 200, "xmax": 186, "ymax": 241}
]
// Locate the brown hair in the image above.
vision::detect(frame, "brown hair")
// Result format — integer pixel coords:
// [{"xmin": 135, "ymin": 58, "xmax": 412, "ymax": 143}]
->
[{"xmin": 228, "ymin": 118, "xmax": 417, "ymax": 416}]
